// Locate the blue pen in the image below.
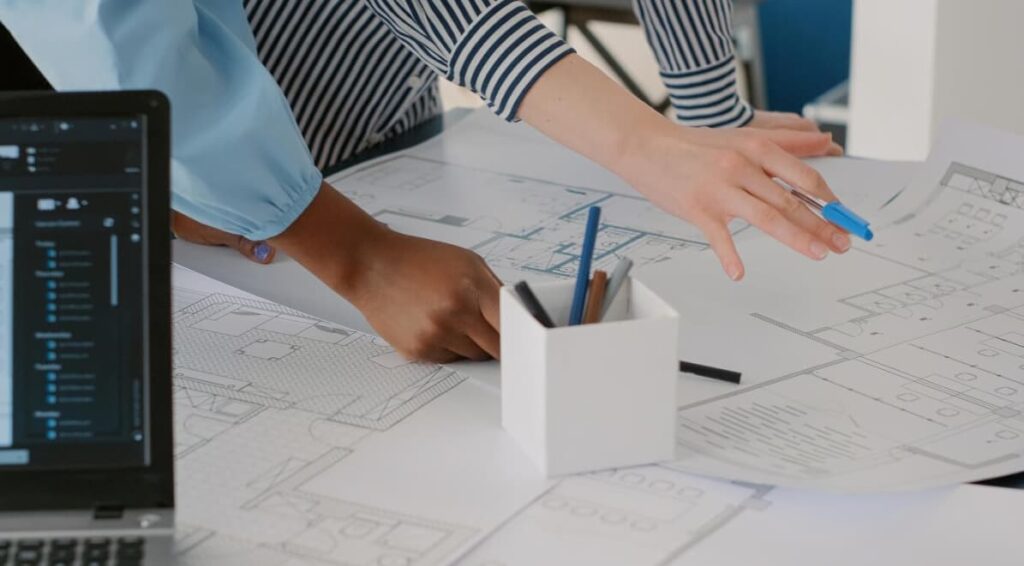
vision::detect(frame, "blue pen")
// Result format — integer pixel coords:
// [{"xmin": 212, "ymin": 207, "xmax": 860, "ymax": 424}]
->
[
  {"xmin": 569, "ymin": 206, "xmax": 601, "ymax": 325},
  {"xmin": 778, "ymin": 180, "xmax": 874, "ymax": 241}
]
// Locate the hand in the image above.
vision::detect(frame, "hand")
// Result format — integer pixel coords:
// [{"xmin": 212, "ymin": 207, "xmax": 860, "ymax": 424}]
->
[
  {"xmin": 346, "ymin": 230, "xmax": 502, "ymax": 363},
  {"xmin": 620, "ymin": 123, "xmax": 853, "ymax": 280},
  {"xmin": 271, "ymin": 183, "xmax": 501, "ymax": 363},
  {"xmin": 172, "ymin": 211, "xmax": 277, "ymax": 264},
  {"xmin": 516, "ymin": 54, "xmax": 851, "ymax": 281},
  {"xmin": 747, "ymin": 110, "xmax": 843, "ymax": 155}
]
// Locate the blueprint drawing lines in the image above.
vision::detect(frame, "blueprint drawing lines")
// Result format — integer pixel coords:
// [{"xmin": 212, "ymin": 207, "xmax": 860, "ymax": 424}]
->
[{"xmin": 331, "ymin": 156, "xmax": 737, "ymax": 281}]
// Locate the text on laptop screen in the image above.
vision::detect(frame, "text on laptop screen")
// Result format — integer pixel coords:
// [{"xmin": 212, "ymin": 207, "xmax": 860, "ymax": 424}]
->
[{"xmin": 0, "ymin": 116, "xmax": 149, "ymax": 470}]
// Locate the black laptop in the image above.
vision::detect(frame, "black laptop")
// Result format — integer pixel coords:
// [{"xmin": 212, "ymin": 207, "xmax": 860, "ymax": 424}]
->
[{"xmin": 0, "ymin": 92, "xmax": 173, "ymax": 565}]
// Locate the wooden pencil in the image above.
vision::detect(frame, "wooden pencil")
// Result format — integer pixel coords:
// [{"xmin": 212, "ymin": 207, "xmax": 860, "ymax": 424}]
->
[{"xmin": 582, "ymin": 270, "xmax": 608, "ymax": 324}]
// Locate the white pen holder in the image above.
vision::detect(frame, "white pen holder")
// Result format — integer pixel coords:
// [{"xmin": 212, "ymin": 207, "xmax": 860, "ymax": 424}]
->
[{"xmin": 500, "ymin": 277, "xmax": 679, "ymax": 477}]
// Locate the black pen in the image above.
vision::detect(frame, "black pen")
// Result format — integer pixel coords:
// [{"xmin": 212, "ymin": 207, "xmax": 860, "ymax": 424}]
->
[
  {"xmin": 679, "ymin": 360, "xmax": 742, "ymax": 384},
  {"xmin": 514, "ymin": 281, "xmax": 555, "ymax": 328}
]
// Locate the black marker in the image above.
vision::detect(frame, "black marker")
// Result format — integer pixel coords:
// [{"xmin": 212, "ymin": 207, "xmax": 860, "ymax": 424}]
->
[
  {"xmin": 514, "ymin": 281, "xmax": 555, "ymax": 328},
  {"xmin": 679, "ymin": 360, "xmax": 741, "ymax": 384}
]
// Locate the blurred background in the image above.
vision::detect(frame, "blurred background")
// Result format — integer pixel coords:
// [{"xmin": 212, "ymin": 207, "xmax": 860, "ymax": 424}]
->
[
  {"xmin": 442, "ymin": 1, "xmax": 853, "ymax": 143},
  {"xmin": 443, "ymin": 0, "xmax": 1024, "ymax": 162}
]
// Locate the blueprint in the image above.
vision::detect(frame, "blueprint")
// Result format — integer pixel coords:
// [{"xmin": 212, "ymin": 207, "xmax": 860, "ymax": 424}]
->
[
  {"xmin": 333, "ymin": 155, "xmax": 724, "ymax": 282},
  {"xmin": 168, "ymin": 266, "xmax": 794, "ymax": 566},
  {"xmin": 166, "ymin": 113, "xmax": 1024, "ymax": 564},
  {"xmin": 171, "ymin": 267, "xmax": 478, "ymax": 565},
  {"xmin": 169, "ymin": 266, "xmax": 1024, "ymax": 566},
  {"xmin": 657, "ymin": 121, "xmax": 1024, "ymax": 491}
]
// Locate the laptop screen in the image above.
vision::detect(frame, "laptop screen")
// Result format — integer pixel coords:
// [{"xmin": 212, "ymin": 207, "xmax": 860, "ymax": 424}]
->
[{"xmin": 0, "ymin": 114, "xmax": 150, "ymax": 470}]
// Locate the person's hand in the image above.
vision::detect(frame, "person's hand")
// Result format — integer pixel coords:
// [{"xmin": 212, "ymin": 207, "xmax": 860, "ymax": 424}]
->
[
  {"xmin": 515, "ymin": 54, "xmax": 852, "ymax": 282},
  {"xmin": 172, "ymin": 211, "xmax": 277, "ymax": 264},
  {"xmin": 270, "ymin": 183, "xmax": 501, "ymax": 364},
  {"xmin": 747, "ymin": 110, "xmax": 843, "ymax": 155},
  {"xmin": 619, "ymin": 123, "xmax": 853, "ymax": 281},
  {"xmin": 345, "ymin": 230, "xmax": 502, "ymax": 363}
]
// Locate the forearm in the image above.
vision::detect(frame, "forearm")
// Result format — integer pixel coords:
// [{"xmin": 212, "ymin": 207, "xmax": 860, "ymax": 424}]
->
[
  {"xmin": 516, "ymin": 54, "xmax": 672, "ymax": 184},
  {"xmin": 269, "ymin": 182, "xmax": 390, "ymax": 299}
]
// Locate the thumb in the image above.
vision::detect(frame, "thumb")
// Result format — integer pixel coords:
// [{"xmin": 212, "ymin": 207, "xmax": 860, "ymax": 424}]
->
[
  {"xmin": 172, "ymin": 211, "xmax": 276, "ymax": 264},
  {"xmin": 238, "ymin": 238, "xmax": 277, "ymax": 265}
]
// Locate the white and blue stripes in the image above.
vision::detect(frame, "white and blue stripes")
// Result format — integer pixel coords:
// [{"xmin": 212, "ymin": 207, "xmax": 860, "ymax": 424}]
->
[{"xmin": 245, "ymin": 0, "xmax": 750, "ymax": 169}]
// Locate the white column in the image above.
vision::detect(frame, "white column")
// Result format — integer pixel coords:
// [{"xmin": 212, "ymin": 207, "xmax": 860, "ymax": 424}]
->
[{"xmin": 848, "ymin": 0, "xmax": 1024, "ymax": 161}]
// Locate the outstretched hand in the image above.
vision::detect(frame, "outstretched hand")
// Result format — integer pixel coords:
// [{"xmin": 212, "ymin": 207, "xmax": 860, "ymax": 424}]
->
[{"xmin": 621, "ymin": 124, "xmax": 852, "ymax": 280}]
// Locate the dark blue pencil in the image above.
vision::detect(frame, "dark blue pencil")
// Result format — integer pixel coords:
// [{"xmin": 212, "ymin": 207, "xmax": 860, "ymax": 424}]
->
[{"xmin": 569, "ymin": 206, "xmax": 601, "ymax": 325}]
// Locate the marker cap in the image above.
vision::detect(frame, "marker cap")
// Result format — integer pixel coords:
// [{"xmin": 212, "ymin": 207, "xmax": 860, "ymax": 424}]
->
[{"xmin": 823, "ymin": 202, "xmax": 874, "ymax": 241}]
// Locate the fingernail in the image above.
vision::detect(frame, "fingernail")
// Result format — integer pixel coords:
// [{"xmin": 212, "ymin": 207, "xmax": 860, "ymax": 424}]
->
[
  {"xmin": 254, "ymin": 242, "xmax": 272, "ymax": 262},
  {"xmin": 810, "ymin": 241, "xmax": 828, "ymax": 260},
  {"xmin": 727, "ymin": 264, "xmax": 743, "ymax": 281},
  {"xmin": 833, "ymin": 232, "xmax": 851, "ymax": 252}
]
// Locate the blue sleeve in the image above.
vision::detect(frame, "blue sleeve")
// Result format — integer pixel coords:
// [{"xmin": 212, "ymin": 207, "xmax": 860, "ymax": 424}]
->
[
  {"xmin": 363, "ymin": 0, "xmax": 575, "ymax": 122},
  {"xmin": 0, "ymin": 0, "xmax": 322, "ymax": 240},
  {"xmin": 633, "ymin": 0, "xmax": 753, "ymax": 127}
]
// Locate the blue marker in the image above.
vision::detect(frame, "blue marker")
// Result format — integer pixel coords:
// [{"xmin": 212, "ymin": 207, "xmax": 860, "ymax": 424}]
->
[
  {"xmin": 569, "ymin": 206, "xmax": 602, "ymax": 325},
  {"xmin": 778, "ymin": 180, "xmax": 874, "ymax": 241}
]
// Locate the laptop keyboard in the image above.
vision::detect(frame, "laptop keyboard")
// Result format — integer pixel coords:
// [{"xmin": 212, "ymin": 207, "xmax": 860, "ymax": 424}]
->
[{"xmin": 0, "ymin": 537, "xmax": 146, "ymax": 566}]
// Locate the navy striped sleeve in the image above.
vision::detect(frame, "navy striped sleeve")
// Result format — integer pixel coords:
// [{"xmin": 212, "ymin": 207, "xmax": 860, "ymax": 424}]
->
[
  {"xmin": 633, "ymin": 0, "xmax": 753, "ymax": 128},
  {"xmin": 363, "ymin": 0, "xmax": 575, "ymax": 121}
]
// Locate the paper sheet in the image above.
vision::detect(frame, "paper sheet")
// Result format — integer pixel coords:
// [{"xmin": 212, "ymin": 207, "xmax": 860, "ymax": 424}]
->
[
  {"xmin": 171, "ymin": 265, "xmax": 480, "ymax": 564},
  {"xmin": 169, "ymin": 111, "xmax": 1024, "ymax": 564},
  {"xmin": 171, "ymin": 266, "xmax": 1024, "ymax": 566},
  {"xmin": 658, "ymin": 121, "xmax": 1024, "ymax": 490}
]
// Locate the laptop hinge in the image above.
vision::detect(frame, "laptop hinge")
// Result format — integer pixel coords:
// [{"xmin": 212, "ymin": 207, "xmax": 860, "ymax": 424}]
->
[{"xmin": 92, "ymin": 505, "xmax": 125, "ymax": 520}]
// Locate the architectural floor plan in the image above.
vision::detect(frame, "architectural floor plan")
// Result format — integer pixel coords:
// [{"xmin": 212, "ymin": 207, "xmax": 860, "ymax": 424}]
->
[
  {"xmin": 169, "ymin": 268, "xmax": 780, "ymax": 566},
  {"xmin": 332, "ymin": 156, "xmax": 729, "ymax": 282},
  {"xmin": 664, "ymin": 135, "xmax": 1024, "ymax": 490},
  {"xmin": 172, "ymin": 269, "xmax": 479, "ymax": 565},
  {"xmin": 168, "ymin": 115, "xmax": 1024, "ymax": 563}
]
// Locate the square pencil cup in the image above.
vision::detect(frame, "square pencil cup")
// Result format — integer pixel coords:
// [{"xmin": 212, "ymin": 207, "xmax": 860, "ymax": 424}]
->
[{"xmin": 500, "ymin": 277, "xmax": 679, "ymax": 477}]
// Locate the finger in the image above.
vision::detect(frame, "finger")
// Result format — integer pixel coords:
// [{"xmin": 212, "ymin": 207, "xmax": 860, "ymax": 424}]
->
[
  {"xmin": 730, "ymin": 190, "xmax": 829, "ymax": 261},
  {"xmin": 240, "ymin": 238, "xmax": 277, "ymax": 264},
  {"xmin": 827, "ymin": 141, "xmax": 844, "ymax": 156},
  {"xmin": 777, "ymin": 113, "xmax": 820, "ymax": 133},
  {"xmin": 740, "ymin": 170, "xmax": 851, "ymax": 254},
  {"xmin": 405, "ymin": 345, "xmax": 461, "ymax": 364},
  {"xmin": 474, "ymin": 271, "xmax": 502, "ymax": 359},
  {"xmin": 467, "ymin": 313, "xmax": 500, "ymax": 359},
  {"xmin": 754, "ymin": 129, "xmax": 835, "ymax": 158},
  {"xmin": 171, "ymin": 211, "xmax": 276, "ymax": 264},
  {"xmin": 444, "ymin": 333, "xmax": 492, "ymax": 362},
  {"xmin": 172, "ymin": 212, "xmax": 225, "ymax": 245},
  {"xmin": 752, "ymin": 141, "xmax": 840, "ymax": 203},
  {"xmin": 696, "ymin": 216, "xmax": 745, "ymax": 281}
]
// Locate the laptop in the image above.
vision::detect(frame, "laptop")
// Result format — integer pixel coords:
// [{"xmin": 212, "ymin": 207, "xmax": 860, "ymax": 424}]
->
[{"xmin": 0, "ymin": 92, "xmax": 173, "ymax": 565}]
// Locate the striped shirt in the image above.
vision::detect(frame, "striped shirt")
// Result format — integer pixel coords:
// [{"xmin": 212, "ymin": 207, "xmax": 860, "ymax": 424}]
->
[
  {"xmin": 0, "ymin": 0, "xmax": 750, "ymax": 239},
  {"xmin": 245, "ymin": 0, "xmax": 751, "ymax": 169}
]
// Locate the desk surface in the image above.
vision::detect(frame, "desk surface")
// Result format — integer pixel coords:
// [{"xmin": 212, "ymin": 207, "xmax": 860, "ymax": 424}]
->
[
  {"xmin": 188, "ymin": 108, "xmax": 1024, "ymax": 492},
  {"xmin": 171, "ymin": 108, "xmax": 1024, "ymax": 565}
]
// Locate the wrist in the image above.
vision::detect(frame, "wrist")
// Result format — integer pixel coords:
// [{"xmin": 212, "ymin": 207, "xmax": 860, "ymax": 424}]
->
[
  {"xmin": 611, "ymin": 115, "xmax": 690, "ymax": 186},
  {"xmin": 269, "ymin": 182, "xmax": 392, "ymax": 300}
]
